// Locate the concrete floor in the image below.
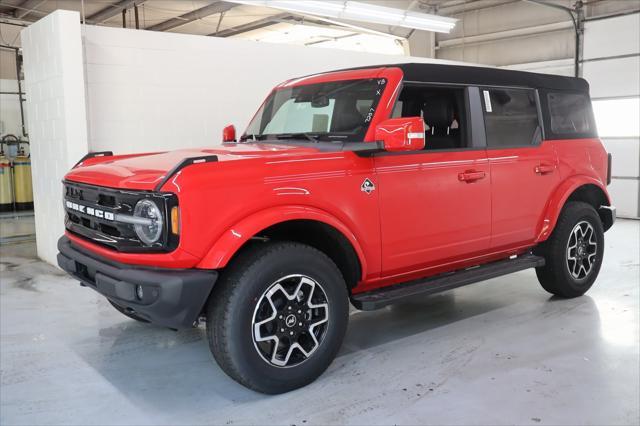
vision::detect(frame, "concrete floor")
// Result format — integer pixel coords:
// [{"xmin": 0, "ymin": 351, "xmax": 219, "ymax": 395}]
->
[
  {"xmin": 1, "ymin": 220, "xmax": 639, "ymax": 426},
  {"xmin": 0, "ymin": 213, "xmax": 35, "ymax": 244}
]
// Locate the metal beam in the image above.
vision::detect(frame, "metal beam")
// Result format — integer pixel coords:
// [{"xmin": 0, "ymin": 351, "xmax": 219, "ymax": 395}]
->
[
  {"xmin": 436, "ymin": 0, "xmax": 518, "ymax": 15},
  {"xmin": 210, "ymin": 13, "xmax": 342, "ymax": 37},
  {"xmin": 437, "ymin": 20, "xmax": 573, "ymax": 48},
  {"xmin": 147, "ymin": 1, "xmax": 238, "ymax": 32},
  {"xmin": 13, "ymin": 0, "xmax": 46, "ymax": 19},
  {"xmin": 86, "ymin": 0, "xmax": 146, "ymax": 24},
  {"xmin": 210, "ymin": 12, "xmax": 291, "ymax": 37}
]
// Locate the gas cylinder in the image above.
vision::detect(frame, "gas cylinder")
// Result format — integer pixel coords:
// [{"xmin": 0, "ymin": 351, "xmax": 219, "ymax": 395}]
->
[
  {"xmin": 13, "ymin": 142, "xmax": 33, "ymax": 211},
  {"xmin": 0, "ymin": 152, "xmax": 12, "ymax": 212}
]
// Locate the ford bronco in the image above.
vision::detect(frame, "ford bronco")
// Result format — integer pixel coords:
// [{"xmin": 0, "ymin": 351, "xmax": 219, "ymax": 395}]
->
[{"xmin": 57, "ymin": 63, "xmax": 615, "ymax": 394}]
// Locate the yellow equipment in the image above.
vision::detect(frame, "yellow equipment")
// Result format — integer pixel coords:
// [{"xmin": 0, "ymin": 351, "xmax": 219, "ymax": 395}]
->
[
  {"xmin": 0, "ymin": 152, "xmax": 12, "ymax": 212},
  {"xmin": 13, "ymin": 142, "xmax": 33, "ymax": 211}
]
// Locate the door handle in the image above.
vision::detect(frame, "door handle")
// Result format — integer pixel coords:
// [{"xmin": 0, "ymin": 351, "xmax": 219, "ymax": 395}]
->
[
  {"xmin": 458, "ymin": 170, "xmax": 486, "ymax": 183},
  {"xmin": 535, "ymin": 163, "xmax": 555, "ymax": 175}
]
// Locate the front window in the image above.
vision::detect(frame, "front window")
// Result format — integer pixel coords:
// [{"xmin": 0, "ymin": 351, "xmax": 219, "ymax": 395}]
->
[{"xmin": 242, "ymin": 78, "xmax": 387, "ymax": 142}]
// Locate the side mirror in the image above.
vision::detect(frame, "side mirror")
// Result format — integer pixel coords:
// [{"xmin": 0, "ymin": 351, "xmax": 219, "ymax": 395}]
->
[
  {"xmin": 222, "ymin": 124, "xmax": 236, "ymax": 142},
  {"xmin": 375, "ymin": 117, "xmax": 425, "ymax": 152}
]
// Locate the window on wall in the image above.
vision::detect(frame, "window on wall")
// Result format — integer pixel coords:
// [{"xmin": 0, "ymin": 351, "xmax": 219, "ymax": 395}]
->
[
  {"xmin": 592, "ymin": 97, "xmax": 640, "ymax": 138},
  {"xmin": 547, "ymin": 92, "xmax": 593, "ymax": 135},
  {"xmin": 482, "ymin": 88, "xmax": 541, "ymax": 147}
]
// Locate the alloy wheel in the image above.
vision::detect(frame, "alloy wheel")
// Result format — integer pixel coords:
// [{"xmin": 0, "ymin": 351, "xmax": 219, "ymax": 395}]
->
[
  {"xmin": 566, "ymin": 220, "xmax": 598, "ymax": 280},
  {"xmin": 252, "ymin": 274, "xmax": 329, "ymax": 368}
]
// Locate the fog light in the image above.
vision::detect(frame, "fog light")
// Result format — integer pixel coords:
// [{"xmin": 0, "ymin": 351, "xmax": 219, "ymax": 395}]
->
[{"xmin": 136, "ymin": 285, "xmax": 144, "ymax": 300}]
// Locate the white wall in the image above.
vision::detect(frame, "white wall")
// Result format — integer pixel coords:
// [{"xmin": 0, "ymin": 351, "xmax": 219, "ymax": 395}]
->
[
  {"xmin": 21, "ymin": 10, "xmax": 89, "ymax": 266},
  {"xmin": 82, "ymin": 25, "xmax": 449, "ymax": 154},
  {"xmin": 583, "ymin": 13, "xmax": 640, "ymax": 218}
]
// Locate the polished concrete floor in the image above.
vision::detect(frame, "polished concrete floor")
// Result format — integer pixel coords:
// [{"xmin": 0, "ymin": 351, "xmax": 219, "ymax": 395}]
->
[
  {"xmin": 1, "ymin": 220, "xmax": 639, "ymax": 425},
  {"xmin": 0, "ymin": 213, "xmax": 35, "ymax": 244}
]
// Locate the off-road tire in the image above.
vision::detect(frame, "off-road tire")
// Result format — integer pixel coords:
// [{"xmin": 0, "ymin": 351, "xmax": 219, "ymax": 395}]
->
[
  {"xmin": 206, "ymin": 241, "xmax": 349, "ymax": 394},
  {"xmin": 534, "ymin": 201, "xmax": 604, "ymax": 298}
]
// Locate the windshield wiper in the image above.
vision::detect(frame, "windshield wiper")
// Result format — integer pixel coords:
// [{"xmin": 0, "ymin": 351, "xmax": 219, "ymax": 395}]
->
[
  {"xmin": 275, "ymin": 133, "xmax": 319, "ymax": 143},
  {"xmin": 239, "ymin": 134, "xmax": 268, "ymax": 142}
]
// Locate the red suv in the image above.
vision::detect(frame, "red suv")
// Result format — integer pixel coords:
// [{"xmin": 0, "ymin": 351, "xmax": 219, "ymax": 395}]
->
[{"xmin": 58, "ymin": 63, "xmax": 615, "ymax": 394}]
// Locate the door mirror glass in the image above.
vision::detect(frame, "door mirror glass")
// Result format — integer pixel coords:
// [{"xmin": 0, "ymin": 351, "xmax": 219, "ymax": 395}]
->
[
  {"xmin": 223, "ymin": 124, "xmax": 236, "ymax": 142},
  {"xmin": 375, "ymin": 117, "xmax": 425, "ymax": 152}
]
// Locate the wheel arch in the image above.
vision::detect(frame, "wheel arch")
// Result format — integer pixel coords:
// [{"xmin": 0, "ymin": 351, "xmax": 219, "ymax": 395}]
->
[
  {"xmin": 537, "ymin": 176, "xmax": 612, "ymax": 242},
  {"xmin": 197, "ymin": 206, "xmax": 366, "ymax": 289}
]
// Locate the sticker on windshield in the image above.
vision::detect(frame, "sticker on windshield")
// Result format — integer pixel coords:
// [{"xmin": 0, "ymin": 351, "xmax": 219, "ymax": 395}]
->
[{"xmin": 483, "ymin": 90, "xmax": 492, "ymax": 113}]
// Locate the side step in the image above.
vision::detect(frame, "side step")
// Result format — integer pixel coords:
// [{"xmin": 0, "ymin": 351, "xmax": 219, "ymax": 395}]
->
[{"xmin": 351, "ymin": 254, "xmax": 545, "ymax": 311}]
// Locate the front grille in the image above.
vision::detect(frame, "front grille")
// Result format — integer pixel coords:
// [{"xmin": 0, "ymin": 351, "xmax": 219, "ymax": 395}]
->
[{"xmin": 63, "ymin": 181, "xmax": 177, "ymax": 252}]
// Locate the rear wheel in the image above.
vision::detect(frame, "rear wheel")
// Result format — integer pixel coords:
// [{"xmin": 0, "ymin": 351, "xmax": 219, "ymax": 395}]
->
[
  {"xmin": 534, "ymin": 201, "xmax": 604, "ymax": 298},
  {"xmin": 206, "ymin": 242, "xmax": 349, "ymax": 394}
]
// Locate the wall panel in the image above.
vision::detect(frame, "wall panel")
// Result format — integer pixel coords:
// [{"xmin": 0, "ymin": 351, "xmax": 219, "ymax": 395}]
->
[
  {"xmin": 21, "ymin": 11, "xmax": 89, "ymax": 265},
  {"xmin": 583, "ymin": 12, "xmax": 640, "ymax": 218},
  {"xmin": 82, "ymin": 25, "xmax": 444, "ymax": 155}
]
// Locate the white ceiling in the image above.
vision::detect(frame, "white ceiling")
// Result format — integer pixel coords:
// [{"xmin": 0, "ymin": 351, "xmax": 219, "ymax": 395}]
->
[{"xmin": 0, "ymin": 0, "xmax": 459, "ymax": 54}]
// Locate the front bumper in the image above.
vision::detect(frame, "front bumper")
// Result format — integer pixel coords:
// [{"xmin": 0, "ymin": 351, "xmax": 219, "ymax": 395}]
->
[{"xmin": 57, "ymin": 236, "xmax": 217, "ymax": 329}]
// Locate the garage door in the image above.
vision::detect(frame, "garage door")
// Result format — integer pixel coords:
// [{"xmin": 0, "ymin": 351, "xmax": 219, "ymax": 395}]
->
[{"xmin": 582, "ymin": 12, "xmax": 640, "ymax": 218}]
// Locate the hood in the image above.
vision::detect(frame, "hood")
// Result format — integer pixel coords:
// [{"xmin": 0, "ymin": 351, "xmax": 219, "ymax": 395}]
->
[{"xmin": 65, "ymin": 143, "xmax": 322, "ymax": 191}]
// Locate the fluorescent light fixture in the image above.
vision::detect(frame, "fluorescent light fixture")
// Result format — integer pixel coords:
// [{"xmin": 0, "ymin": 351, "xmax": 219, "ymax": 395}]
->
[{"xmin": 228, "ymin": 0, "xmax": 457, "ymax": 33}]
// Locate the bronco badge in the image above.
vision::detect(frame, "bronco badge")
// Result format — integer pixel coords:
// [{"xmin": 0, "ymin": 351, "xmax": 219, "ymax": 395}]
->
[{"xmin": 361, "ymin": 178, "xmax": 376, "ymax": 194}]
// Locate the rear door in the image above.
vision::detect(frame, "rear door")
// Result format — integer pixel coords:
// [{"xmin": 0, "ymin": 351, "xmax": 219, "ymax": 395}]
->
[{"xmin": 481, "ymin": 87, "xmax": 560, "ymax": 250}]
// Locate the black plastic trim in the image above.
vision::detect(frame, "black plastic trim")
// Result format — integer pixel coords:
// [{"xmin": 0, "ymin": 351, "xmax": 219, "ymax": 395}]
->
[
  {"xmin": 154, "ymin": 155, "xmax": 218, "ymax": 192},
  {"xmin": 598, "ymin": 205, "xmax": 616, "ymax": 232},
  {"xmin": 346, "ymin": 141, "xmax": 384, "ymax": 157},
  {"xmin": 467, "ymin": 86, "xmax": 487, "ymax": 149},
  {"xmin": 57, "ymin": 236, "xmax": 217, "ymax": 328},
  {"xmin": 351, "ymin": 254, "xmax": 545, "ymax": 311},
  {"xmin": 74, "ymin": 151, "xmax": 113, "ymax": 168}
]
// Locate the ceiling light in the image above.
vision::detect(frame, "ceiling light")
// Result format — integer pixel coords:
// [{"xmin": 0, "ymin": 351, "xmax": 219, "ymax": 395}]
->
[{"xmin": 228, "ymin": 0, "xmax": 457, "ymax": 33}]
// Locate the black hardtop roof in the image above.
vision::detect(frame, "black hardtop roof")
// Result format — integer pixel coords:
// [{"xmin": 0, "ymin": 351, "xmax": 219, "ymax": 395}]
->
[{"xmin": 339, "ymin": 62, "xmax": 589, "ymax": 93}]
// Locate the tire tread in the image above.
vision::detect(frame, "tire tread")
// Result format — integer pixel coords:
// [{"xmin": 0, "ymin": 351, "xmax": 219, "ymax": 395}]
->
[
  {"xmin": 206, "ymin": 241, "xmax": 345, "ymax": 393},
  {"xmin": 534, "ymin": 201, "xmax": 604, "ymax": 298}
]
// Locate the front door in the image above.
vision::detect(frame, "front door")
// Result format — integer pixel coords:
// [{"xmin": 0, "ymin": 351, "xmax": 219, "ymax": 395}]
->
[
  {"xmin": 375, "ymin": 85, "xmax": 492, "ymax": 279},
  {"xmin": 375, "ymin": 150, "xmax": 491, "ymax": 278}
]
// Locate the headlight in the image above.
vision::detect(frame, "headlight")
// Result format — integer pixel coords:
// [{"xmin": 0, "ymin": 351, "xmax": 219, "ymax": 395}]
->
[{"xmin": 133, "ymin": 199, "xmax": 164, "ymax": 245}]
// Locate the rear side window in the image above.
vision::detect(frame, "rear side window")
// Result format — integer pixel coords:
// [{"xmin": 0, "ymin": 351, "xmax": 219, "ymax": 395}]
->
[
  {"xmin": 547, "ymin": 92, "xmax": 592, "ymax": 134},
  {"xmin": 482, "ymin": 88, "xmax": 541, "ymax": 148}
]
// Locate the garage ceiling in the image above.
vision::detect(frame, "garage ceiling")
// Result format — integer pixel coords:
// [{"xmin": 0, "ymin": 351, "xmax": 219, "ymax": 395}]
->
[{"xmin": 0, "ymin": 0, "xmax": 462, "ymax": 52}]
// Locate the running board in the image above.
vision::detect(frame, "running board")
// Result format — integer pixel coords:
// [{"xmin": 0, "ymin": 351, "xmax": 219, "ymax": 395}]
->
[{"xmin": 351, "ymin": 254, "xmax": 545, "ymax": 311}]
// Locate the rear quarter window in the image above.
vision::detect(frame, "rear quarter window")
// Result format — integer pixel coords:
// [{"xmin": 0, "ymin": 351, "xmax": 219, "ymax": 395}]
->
[{"xmin": 547, "ymin": 92, "xmax": 595, "ymax": 137}]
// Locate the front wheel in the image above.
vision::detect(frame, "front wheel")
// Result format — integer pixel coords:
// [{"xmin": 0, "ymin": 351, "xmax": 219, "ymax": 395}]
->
[
  {"xmin": 534, "ymin": 201, "xmax": 605, "ymax": 298},
  {"xmin": 206, "ymin": 242, "xmax": 349, "ymax": 394}
]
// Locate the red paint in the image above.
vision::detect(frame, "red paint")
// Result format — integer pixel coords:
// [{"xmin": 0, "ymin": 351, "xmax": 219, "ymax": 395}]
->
[
  {"xmin": 222, "ymin": 125, "xmax": 236, "ymax": 142},
  {"xmin": 63, "ymin": 66, "xmax": 612, "ymax": 294},
  {"xmin": 375, "ymin": 117, "xmax": 425, "ymax": 152}
]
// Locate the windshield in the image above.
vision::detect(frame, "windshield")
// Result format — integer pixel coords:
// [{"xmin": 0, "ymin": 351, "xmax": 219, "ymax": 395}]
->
[{"xmin": 243, "ymin": 78, "xmax": 387, "ymax": 142}]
